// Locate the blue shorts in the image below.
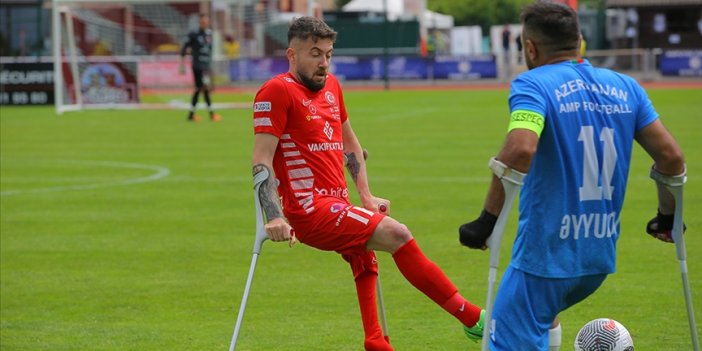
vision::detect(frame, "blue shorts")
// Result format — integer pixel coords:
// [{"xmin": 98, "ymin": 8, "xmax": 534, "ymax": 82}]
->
[{"xmin": 489, "ymin": 265, "xmax": 607, "ymax": 350}]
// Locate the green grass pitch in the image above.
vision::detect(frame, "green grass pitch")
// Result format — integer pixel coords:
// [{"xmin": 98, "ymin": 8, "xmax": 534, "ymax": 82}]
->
[{"xmin": 1, "ymin": 87, "xmax": 700, "ymax": 350}]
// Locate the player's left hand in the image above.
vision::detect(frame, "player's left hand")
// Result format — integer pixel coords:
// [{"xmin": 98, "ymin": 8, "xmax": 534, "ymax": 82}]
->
[
  {"xmin": 646, "ymin": 210, "xmax": 686, "ymax": 243},
  {"xmin": 459, "ymin": 210, "xmax": 497, "ymax": 250},
  {"xmin": 364, "ymin": 196, "xmax": 390, "ymax": 215}
]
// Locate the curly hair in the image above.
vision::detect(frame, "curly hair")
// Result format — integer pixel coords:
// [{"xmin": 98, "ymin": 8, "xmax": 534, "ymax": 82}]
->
[{"xmin": 287, "ymin": 16, "xmax": 337, "ymax": 45}]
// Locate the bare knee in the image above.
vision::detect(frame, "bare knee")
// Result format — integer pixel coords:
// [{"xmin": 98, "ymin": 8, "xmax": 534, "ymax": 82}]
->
[{"xmin": 367, "ymin": 219, "xmax": 413, "ymax": 253}]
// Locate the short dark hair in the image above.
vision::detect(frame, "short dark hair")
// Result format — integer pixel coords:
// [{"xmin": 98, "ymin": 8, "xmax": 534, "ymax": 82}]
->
[
  {"xmin": 521, "ymin": 1, "xmax": 580, "ymax": 52},
  {"xmin": 287, "ymin": 16, "xmax": 337, "ymax": 45}
]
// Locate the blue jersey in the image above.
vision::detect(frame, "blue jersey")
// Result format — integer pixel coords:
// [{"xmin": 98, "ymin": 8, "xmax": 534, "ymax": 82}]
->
[{"xmin": 508, "ymin": 59, "xmax": 658, "ymax": 278}]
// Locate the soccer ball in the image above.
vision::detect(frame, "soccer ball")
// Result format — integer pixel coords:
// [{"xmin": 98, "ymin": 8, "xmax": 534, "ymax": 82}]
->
[{"xmin": 574, "ymin": 318, "xmax": 634, "ymax": 351}]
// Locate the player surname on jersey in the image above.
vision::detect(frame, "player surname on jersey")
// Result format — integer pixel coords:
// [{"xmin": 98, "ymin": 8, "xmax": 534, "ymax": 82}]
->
[{"xmin": 559, "ymin": 211, "xmax": 621, "ymax": 240}]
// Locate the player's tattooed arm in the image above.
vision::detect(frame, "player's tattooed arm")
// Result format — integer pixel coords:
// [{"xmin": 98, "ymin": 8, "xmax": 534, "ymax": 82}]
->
[
  {"xmin": 344, "ymin": 151, "xmax": 360, "ymax": 183},
  {"xmin": 252, "ymin": 164, "xmax": 283, "ymax": 221}
]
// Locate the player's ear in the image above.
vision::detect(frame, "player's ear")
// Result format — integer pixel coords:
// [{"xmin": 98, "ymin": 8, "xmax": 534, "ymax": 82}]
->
[
  {"xmin": 286, "ymin": 47, "xmax": 296, "ymax": 64},
  {"xmin": 525, "ymin": 39, "xmax": 538, "ymax": 62}
]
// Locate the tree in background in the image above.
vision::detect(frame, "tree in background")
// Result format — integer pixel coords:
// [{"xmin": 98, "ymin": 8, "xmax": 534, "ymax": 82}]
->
[
  {"xmin": 336, "ymin": 0, "xmax": 352, "ymax": 10},
  {"xmin": 428, "ymin": 0, "xmax": 533, "ymax": 32}
]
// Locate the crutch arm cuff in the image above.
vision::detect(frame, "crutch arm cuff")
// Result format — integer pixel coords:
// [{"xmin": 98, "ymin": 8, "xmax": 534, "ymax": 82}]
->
[
  {"xmin": 649, "ymin": 164, "xmax": 687, "ymax": 187},
  {"xmin": 253, "ymin": 166, "xmax": 270, "ymax": 188},
  {"xmin": 489, "ymin": 157, "xmax": 526, "ymax": 185}
]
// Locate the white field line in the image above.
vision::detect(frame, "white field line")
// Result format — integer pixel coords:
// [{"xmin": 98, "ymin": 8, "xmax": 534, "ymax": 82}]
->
[
  {"xmin": 155, "ymin": 175, "xmax": 490, "ymax": 184},
  {"xmin": 0, "ymin": 160, "xmax": 170, "ymax": 196},
  {"xmin": 378, "ymin": 107, "xmax": 439, "ymax": 121}
]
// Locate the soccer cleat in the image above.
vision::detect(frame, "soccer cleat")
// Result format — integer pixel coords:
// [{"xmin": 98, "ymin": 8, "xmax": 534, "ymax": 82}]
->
[
  {"xmin": 210, "ymin": 113, "xmax": 221, "ymax": 122},
  {"xmin": 188, "ymin": 114, "xmax": 201, "ymax": 122},
  {"xmin": 463, "ymin": 309, "xmax": 485, "ymax": 342}
]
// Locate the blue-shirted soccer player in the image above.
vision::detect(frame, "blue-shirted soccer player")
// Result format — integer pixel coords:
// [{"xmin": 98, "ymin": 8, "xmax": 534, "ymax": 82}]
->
[{"xmin": 458, "ymin": 1, "xmax": 686, "ymax": 350}]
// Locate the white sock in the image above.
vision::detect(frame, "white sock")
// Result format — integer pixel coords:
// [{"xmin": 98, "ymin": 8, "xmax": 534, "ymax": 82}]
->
[{"xmin": 548, "ymin": 323, "xmax": 562, "ymax": 351}]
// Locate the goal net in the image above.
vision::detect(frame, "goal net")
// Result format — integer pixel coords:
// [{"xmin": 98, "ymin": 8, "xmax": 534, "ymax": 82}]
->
[{"xmin": 52, "ymin": 0, "xmax": 255, "ymax": 114}]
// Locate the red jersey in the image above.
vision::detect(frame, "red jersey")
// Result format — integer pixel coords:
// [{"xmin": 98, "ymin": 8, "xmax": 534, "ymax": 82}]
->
[{"xmin": 253, "ymin": 72, "xmax": 350, "ymax": 217}]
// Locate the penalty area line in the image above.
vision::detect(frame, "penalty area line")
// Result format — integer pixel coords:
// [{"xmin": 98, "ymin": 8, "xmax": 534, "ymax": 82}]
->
[{"xmin": 0, "ymin": 159, "xmax": 171, "ymax": 196}]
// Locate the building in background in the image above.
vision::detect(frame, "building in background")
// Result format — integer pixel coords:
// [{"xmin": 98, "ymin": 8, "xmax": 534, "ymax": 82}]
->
[{"xmin": 607, "ymin": 0, "xmax": 702, "ymax": 49}]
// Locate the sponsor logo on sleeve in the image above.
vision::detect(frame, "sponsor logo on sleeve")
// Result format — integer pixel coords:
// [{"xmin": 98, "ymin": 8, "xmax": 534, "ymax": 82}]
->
[{"xmin": 254, "ymin": 101, "xmax": 271, "ymax": 112}]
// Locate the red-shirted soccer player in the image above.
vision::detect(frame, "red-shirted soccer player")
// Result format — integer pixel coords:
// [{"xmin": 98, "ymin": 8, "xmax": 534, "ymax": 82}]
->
[{"xmin": 251, "ymin": 17, "xmax": 485, "ymax": 350}]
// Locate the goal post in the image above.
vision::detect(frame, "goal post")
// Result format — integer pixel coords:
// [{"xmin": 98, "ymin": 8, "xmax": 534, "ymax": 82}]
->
[{"xmin": 51, "ymin": 0, "xmax": 249, "ymax": 114}]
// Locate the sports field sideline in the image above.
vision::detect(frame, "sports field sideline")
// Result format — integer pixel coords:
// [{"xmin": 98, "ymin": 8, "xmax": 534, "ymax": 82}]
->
[{"xmin": 1, "ymin": 86, "xmax": 700, "ymax": 350}]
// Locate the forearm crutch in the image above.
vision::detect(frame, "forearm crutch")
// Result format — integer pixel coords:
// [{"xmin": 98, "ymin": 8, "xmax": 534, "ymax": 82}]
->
[
  {"xmin": 228, "ymin": 168, "xmax": 270, "ymax": 351},
  {"xmin": 650, "ymin": 167, "xmax": 699, "ymax": 351},
  {"xmin": 228, "ymin": 167, "xmax": 391, "ymax": 349},
  {"xmin": 376, "ymin": 275, "xmax": 390, "ymax": 340},
  {"xmin": 351, "ymin": 148, "xmax": 390, "ymax": 340},
  {"xmin": 481, "ymin": 158, "xmax": 525, "ymax": 351}
]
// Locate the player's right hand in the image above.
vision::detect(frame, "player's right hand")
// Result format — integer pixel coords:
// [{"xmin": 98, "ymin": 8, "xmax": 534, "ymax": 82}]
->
[
  {"xmin": 646, "ymin": 210, "xmax": 686, "ymax": 243},
  {"xmin": 459, "ymin": 210, "xmax": 498, "ymax": 250},
  {"xmin": 265, "ymin": 217, "xmax": 295, "ymax": 244},
  {"xmin": 178, "ymin": 62, "xmax": 185, "ymax": 75}
]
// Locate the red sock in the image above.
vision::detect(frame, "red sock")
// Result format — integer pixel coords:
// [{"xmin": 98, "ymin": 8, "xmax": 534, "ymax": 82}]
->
[
  {"xmin": 392, "ymin": 239, "xmax": 481, "ymax": 327},
  {"xmin": 354, "ymin": 272, "xmax": 393, "ymax": 351},
  {"xmin": 345, "ymin": 252, "xmax": 393, "ymax": 351}
]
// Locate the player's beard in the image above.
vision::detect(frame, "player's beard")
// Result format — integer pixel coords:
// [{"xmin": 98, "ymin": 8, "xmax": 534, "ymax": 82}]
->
[{"xmin": 298, "ymin": 68, "xmax": 327, "ymax": 92}]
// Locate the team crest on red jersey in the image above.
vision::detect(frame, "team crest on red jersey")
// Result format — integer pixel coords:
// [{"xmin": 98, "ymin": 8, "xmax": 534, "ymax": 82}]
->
[{"xmin": 325, "ymin": 91, "xmax": 336, "ymax": 105}]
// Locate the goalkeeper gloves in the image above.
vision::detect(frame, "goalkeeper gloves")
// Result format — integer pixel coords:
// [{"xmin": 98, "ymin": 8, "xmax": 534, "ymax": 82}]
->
[{"xmin": 459, "ymin": 210, "xmax": 497, "ymax": 249}]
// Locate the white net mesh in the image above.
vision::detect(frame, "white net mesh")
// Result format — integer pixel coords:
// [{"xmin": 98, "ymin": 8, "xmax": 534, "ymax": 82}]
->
[{"xmin": 53, "ymin": 0, "xmax": 279, "ymax": 112}]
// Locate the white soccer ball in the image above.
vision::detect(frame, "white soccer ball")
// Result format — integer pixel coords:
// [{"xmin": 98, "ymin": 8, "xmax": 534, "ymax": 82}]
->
[{"xmin": 574, "ymin": 318, "xmax": 634, "ymax": 351}]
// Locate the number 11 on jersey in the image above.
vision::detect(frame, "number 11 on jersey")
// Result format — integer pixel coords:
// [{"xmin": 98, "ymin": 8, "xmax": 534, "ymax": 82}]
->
[{"xmin": 578, "ymin": 126, "xmax": 617, "ymax": 201}]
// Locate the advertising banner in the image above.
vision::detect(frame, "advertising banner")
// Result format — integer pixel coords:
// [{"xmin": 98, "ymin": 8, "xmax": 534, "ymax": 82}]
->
[
  {"xmin": 0, "ymin": 62, "xmax": 54, "ymax": 105},
  {"xmin": 75, "ymin": 62, "xmax": 139, "ymax": 104},
  {"xmin": 229, "ymin": 58, "xmax": 288, "ymax": 81},
  {"xmin": 230, "ymin": 56, "xmax": 497, "ymax": 81},
  {"xmin": 433, "ymin": 55, "xmax": 497, "ymax": 79},
  {"xmin": 139, "ymin": 61, "xmax": 194, "ymax": 87},
  {"xmin": 660, "ymin": 50, "xmax": 702, "ymax": 77}
]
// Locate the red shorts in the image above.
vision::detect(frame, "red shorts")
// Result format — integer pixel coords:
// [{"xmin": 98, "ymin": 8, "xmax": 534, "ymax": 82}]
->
[{"xmin": 286, "ymin": 196, "xmax": 385, "ymax": 256}]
